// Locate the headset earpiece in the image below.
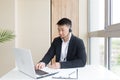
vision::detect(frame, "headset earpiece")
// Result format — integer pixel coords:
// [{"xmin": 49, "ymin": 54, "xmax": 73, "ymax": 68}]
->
[{"xmin": 69, "ymin": 28, "xmax": 72, "ymax": 32}]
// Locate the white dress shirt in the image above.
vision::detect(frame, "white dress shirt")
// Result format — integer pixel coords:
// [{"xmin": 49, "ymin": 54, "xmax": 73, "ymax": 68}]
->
[{"xmin": 60, "ymin": 33, "xmax": 72, "ymax": 62}]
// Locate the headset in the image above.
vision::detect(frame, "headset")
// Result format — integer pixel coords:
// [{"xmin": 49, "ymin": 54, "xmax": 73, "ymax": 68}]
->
[
  {"xmin": 69, "ymin": 25, "xmax": 72, "ymax": 32},
  {"xmin": 69, "ymin": 28, "xmax": 72, "ymax": 32}
]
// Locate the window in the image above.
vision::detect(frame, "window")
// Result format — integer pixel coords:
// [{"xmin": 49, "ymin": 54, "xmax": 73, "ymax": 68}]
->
[
  {"xmin": 111, "ymin": 38, "xmax": 120, "ymax": 76},
  {"xmin": 89, "ymin": 0, "xmax": 105, "ymax": 32},
  {"xmin": 88, "ymin": 0, "xmax": 120, "ymax": 76},
  {"xmin": 90, "ymin": 38, "xmax": 105, "ymax": 66},
  {"xmin": 112, "ymin": 0, "xmax": 120, "ymax": 24}
]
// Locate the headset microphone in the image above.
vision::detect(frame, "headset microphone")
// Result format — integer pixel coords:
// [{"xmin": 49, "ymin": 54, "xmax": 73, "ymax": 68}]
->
[{"xmin": 69, "ymin": 28, "xmax": 72, "ymax": 32}]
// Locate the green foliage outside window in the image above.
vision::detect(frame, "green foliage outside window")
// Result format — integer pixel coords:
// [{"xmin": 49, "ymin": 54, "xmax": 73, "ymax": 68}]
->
[
  {"xmin": 112, "ymin": 39, "xmax": 120, "ymax": 65},
  {"xmin": 117, "ymin": 54, "xmax": 120, "ymax": 65}
]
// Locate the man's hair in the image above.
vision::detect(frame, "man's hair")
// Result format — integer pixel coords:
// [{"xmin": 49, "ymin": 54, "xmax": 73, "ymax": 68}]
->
[{"xmin": 57, "ymin": 18, "xmax": 72, "ymax": 28}]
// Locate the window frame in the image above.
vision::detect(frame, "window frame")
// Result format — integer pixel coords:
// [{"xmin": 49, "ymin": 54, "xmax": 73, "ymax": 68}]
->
[{"xmin": 88, "ymin": 0, "xmax": 120, "ymax": 69}]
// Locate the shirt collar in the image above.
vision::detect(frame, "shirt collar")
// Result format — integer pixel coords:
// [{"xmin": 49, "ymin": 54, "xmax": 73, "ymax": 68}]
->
[{"xmin": 62, "ymin": 33, "xmax": 72, "ymax": 42}]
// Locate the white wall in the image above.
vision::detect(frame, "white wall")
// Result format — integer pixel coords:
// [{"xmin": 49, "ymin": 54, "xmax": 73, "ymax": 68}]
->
[
  {"xmin": 0, "ymin": 0, "xmax": 15, "ymax": 77},
  {"xmin": 79, "ymin": 0, "xmax": 87, "ymax": 45},
  {"xmin": 15, "ymin": 0, "xmax": 50, "ymax": 64}
]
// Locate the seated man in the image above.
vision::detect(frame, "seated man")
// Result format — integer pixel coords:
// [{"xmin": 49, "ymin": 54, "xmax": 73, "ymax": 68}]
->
[{"xmin": 35, "ymin": 18, "xmax": 86, "ymax": 69}]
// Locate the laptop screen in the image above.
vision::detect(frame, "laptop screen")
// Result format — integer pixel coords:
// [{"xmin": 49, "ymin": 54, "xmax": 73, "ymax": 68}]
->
[{"xmin": 14, "ymin": 48, "xmax": 58, "ymax": 79}]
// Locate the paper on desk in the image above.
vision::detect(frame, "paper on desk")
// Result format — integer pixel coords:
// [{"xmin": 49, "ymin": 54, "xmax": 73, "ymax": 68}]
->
[{"xmin": 52, "ymin": 69, "xmax": 77, "ymax": 78}]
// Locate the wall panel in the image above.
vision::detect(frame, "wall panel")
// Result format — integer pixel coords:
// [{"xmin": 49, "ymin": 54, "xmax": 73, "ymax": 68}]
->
[{"xmin": 16, "ymin": 0, "xmax": 50, "ymax": 64}]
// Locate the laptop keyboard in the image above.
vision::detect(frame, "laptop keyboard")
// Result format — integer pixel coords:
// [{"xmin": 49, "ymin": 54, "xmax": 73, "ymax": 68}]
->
[{"xmin": 35, "ymin": 70, "xmax": 48, "ymax": 75}]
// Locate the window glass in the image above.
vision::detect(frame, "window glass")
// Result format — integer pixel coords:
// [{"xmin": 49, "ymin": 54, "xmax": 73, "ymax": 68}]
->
[
  {"xmin": 111, "ymin": 38, "xmax": 120, "ymax": 76},
  {"xmin": 112, "ymin": 0, "xmax": 120, "ymax": 24},
  {"xmin": 89, "ymin": 0, "xmax": 105, "ymax": 32},
  {"xmin": 90, "ymin": 38, "xmax": 105, "ymax": 66}
]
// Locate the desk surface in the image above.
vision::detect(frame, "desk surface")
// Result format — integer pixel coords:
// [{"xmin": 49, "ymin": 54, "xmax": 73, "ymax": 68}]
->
[{"xmin": 1, "ymin": 65, "xmax": 120, "ymax": 80}]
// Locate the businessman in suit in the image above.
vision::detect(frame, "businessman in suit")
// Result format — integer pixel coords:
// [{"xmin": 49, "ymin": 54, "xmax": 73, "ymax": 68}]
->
[{"xmin": 35, "ymin": 18, "xmax": 86, "ymax": 69}]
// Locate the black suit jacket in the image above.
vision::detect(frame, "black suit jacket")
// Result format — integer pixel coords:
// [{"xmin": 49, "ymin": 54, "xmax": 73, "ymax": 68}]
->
[{"xmin": 40, "ymin": 34, "xmax": 86, "ymax": 68}]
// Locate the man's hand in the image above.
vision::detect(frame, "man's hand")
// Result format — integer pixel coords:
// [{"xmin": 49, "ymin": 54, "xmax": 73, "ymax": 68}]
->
[
  {"xmin": 35, "ymin": 62, "xmax": 45, "ymax": 70},
  {"xmin": 48, "ymin": 62, "xmax": 60, "ymax": 69}
]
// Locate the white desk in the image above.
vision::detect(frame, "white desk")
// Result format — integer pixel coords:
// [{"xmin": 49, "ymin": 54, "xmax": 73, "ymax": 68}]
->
[{"xmin": 1, "ymin": 65, "xmax": 120, "ymax": 80}]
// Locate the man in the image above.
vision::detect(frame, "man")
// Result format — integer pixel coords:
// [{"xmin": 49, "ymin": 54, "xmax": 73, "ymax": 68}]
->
[{"xmin": 35, "ymin": 18, "xmax": 86, "ymax": 69}]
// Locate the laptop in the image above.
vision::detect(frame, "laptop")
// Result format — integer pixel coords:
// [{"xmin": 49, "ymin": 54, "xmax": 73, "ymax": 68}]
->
[{"xmin": 13, "ymin": 48, "xmax": 58, "ymax": 79}]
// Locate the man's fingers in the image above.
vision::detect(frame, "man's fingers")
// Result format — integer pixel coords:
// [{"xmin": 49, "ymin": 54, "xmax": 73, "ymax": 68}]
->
[
  {"xmin": 35, "ymin": 62, "xmax": 45, "ymax": 70},
  {"xmin": 38, "ymin": 64, "xmax": 42, "ymax": 69},
  {"xmin": 35, "ymin": 64, "xmax": 39, "ymax": 70}
]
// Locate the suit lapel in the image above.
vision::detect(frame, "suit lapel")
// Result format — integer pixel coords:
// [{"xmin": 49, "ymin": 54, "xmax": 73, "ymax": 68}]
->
[
  {"xmin": 56, "ymin": 37, "xmax": 62, "ymax": 62},
  {"xmin": 66, "ymin": 35, "xmax": 74, "ymax": 60}
]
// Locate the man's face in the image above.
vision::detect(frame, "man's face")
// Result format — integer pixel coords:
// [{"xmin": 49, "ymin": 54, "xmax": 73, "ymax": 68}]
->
[{"xmin": 58, "ymin": 25, "xmax": 70, "ymax": 39}]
